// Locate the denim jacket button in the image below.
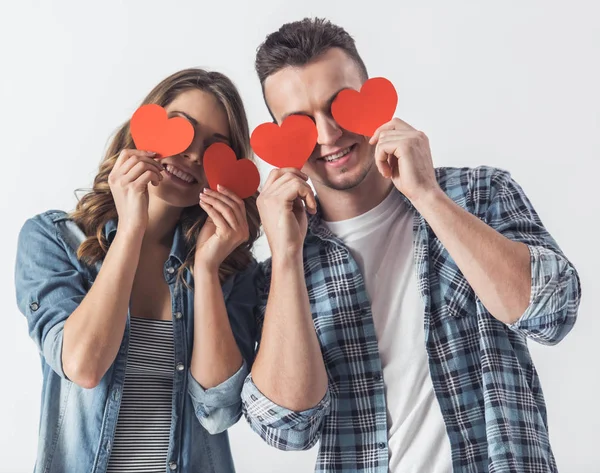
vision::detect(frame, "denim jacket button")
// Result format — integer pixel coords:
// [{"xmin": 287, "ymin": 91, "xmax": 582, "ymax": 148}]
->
[
  {"xmin": 174, "ymin": 312, "xmax": 183, "ymax": 320},
  {"xmin": 176, "ymin": 363, "xmax": 185, "ymax": 372},
  {"xmin": 30, "ymin": 302, "xmax": 39, "ymax": 311},
  {"xmin": 169, "ymin": 462, "xmax": 177, "ymax": 470},
  {"xmin": 167, "ymin": 267, "xmax": 175, "ymax": 275}
]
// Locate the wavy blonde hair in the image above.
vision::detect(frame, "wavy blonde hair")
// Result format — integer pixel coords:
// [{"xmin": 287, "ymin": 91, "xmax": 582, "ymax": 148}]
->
[{"xmin": 71, "ymin": 68, "xmax": 261, "ymax": 283}]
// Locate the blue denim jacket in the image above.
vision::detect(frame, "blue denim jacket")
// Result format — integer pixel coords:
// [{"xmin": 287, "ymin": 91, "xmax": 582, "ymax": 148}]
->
[{"xmin": 15, "ymin": 210, "xmax": 260, "ymax": 473}]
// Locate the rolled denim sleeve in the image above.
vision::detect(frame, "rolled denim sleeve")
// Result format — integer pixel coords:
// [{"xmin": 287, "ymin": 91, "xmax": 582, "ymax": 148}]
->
[
  {"xmin": 14, "ymin": 213, "xmax": 87, "ymax": 380},
  {"xmin": 483, "ymin": 168, "xmax": 581, "ymax": 345},
  {"xmin": 187, "ymin": 261, "xmax": 261, "ymax": 434},
  {"xmin": 241, "ymin": 374, "xmax": 331, "ymax": 451},
  {"xmin": 188, "ymin": 361, "xmax": 249, "ymax": 434}
]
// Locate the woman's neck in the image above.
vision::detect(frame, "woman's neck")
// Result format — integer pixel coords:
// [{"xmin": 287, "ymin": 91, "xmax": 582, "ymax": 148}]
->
[{"xmin": 144, "ymin": 199, "xmax": 183, "ymax": 248}]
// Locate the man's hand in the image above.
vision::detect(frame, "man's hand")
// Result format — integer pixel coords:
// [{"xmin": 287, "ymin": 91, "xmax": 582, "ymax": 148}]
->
[
  {"xmin": 370, "ymin": 117, "xmax": 441, "ymax": 204},
  {"xmin": 257, "ymin": 168, "xmax": 317, "ymax": 262}
]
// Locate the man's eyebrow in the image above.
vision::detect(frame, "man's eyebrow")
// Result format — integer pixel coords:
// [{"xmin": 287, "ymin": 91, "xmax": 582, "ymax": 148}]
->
[
  {"xmin": 325, "ymin": 87, "xmax": 351, "ymax": 110},
  {"xmin": 280, "ymin": 110, "xmax": 314, "ymax": 122},
  {"xmin": 280, "ymin": 87, "xmax": 351, "ymax": 122}
]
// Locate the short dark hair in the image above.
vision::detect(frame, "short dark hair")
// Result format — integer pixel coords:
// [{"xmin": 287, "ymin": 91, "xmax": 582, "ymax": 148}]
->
[{"xmin": 255, "ymin": 17, "xmax": 369, "ymax": 87}]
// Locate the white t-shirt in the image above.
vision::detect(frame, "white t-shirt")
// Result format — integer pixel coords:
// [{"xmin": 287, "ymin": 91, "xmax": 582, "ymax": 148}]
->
[{"xmin": 323, "ymin": 189, "xmax": 453, "ymax": 473}]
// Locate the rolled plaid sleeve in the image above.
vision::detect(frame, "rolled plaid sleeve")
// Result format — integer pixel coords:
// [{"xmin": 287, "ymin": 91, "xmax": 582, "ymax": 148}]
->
[
  {"xmin": 241, "ymin": 374, "xmax": 331, "ymax": 451},
  {"xmin": 240, "ymin": 260, "xmax": 330, "ymax": 450},
  {"xmin": 483, "ymin": 168, "xmax": 581, "ymax": 345}
]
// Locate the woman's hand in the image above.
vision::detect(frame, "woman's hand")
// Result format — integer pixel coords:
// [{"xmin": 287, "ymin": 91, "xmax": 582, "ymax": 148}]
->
[
  {"xmin": 108, "ymin": 149, "xmax": 164, "ymax": 234},
  {"xmin": 195, "ymin": 185, "xmax": 250, "ymax": 273}
]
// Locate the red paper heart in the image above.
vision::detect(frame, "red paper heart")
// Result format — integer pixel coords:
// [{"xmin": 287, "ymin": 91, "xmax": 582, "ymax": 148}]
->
[
  {"xmin": 250, "ymin": 115, "xmax": 317, "ymax": 169},
  {"xmin": 130, "ymin": 104, "xmax": 195, "ymax": 158},
  {"xmin": 203, "ymin": 142, "xmax": 260, "ymax": 199},
  {"xmin": 331, "ymin": 77, "xmax": 398, "ymax": 137}
]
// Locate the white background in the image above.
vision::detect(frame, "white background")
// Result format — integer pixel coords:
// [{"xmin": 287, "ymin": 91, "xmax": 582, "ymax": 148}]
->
[{"xmin": 1, "ymin": 1, "xmax": 598, "ymax": 472}]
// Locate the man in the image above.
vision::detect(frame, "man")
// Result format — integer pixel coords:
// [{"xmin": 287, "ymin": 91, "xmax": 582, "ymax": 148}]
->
[{"xmin": 241, "ymin": 17, "xmax": 581, "ymax": 473}]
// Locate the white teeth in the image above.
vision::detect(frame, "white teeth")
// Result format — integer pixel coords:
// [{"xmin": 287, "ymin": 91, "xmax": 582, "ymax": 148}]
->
[
  {"xmin": 323, "ymin": 147, "xmax": 351, "ymax": 162},
  {"xmin": 166, "ymin": 165, "xmax": 195, "ymax": 183}
]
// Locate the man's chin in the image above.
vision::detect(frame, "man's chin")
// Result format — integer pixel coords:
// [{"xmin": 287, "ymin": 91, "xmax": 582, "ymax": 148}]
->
[{"xmin": 319, "ymin": 166, "xmax": 371, "ymax": 191}]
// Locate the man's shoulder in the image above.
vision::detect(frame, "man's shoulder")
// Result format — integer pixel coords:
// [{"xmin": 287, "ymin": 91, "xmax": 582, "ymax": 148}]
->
[
  {"xmin": 434, "ymin": 165, "xmax": 513, "ymax": 201},
  {"xmin": 257, "ymin": 257, "xmax": 273, "ymax": 279},
  {"xmin": 257, "ymin": 256, "xmax": 272, "ymax": 267},
  {"xmin": 435, "ymin": 165, "xmax": 510, "ymax": 188}
]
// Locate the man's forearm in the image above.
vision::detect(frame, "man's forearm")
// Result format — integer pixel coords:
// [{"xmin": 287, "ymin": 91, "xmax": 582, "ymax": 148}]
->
[
  {"xmin": 413, "ymin": 189, "xmax": 531, "ymax": 324},
  {"xmin": 251, "ymin": 254, "xmax": 328, "ymax": 411}
]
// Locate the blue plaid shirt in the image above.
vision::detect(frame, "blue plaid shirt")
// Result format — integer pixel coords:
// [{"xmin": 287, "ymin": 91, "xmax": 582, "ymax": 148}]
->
[{"xmin": 241, "ymin": 166, "xmax": 581, "ymax": 473}]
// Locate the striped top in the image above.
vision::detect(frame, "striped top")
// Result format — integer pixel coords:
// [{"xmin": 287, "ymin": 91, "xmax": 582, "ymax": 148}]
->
[{"xmin": 107, "ymin": 316, "xmax": 175, "ymax": 473}]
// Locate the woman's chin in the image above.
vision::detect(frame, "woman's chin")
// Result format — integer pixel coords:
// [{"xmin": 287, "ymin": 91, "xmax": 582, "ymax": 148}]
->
[{"xmin": 150, "ymin": 187, "xmax": 201, "ymax": 210}]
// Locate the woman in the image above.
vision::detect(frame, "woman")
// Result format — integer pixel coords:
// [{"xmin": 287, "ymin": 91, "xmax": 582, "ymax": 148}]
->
[{"xmin": 15, "ymin": 68, "xmax": 261, "ymax": 473}]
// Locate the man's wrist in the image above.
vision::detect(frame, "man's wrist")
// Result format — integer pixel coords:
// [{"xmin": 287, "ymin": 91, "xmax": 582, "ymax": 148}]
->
[
  {"xmin": 272, "ymin": 250, "xmax": 304, "ymax": 273},
  {"xmin": 411, "ymin": 186, "xmax": 449, "ymax": 216}
]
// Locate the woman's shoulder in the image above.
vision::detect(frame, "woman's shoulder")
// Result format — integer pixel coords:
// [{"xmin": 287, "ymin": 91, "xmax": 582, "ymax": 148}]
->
[
  {"xmin": 20, "ymin": 209, "xmax": 68, "ymax": 234},
  {"xmin": 18, "ymin": 209, "xmax": 81, "ymax": 250},
  {"xmin": 26, "ymin": 209, "xmax": 72, "ymax": 224},
  {"xmin": 16, "ymin": 210, "xmax": 98, "ymax": 283}
]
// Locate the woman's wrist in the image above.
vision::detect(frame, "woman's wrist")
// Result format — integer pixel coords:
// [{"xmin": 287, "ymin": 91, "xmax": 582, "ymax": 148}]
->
[{"xmin": 193, "ymin": 260, "xmax": 220, "ymax": 280}]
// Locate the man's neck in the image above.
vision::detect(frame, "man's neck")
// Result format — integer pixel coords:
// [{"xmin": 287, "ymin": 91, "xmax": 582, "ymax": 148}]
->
[{"xmin": 316, "ymin": 168, "xmax": 394, "ymax": 222}]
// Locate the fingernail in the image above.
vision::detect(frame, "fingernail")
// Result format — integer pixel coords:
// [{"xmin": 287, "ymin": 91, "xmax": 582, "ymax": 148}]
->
[
  {"xmin": 147, "ymin": 151, "xmax": 156, "ymax": 156},
  {"xmin": 217, "ymin": 184, "xmax": 223, "ymax": 191},
  {"xmin": 203, "ymin": 188, "xmax": 210, "ymax": 194}
]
